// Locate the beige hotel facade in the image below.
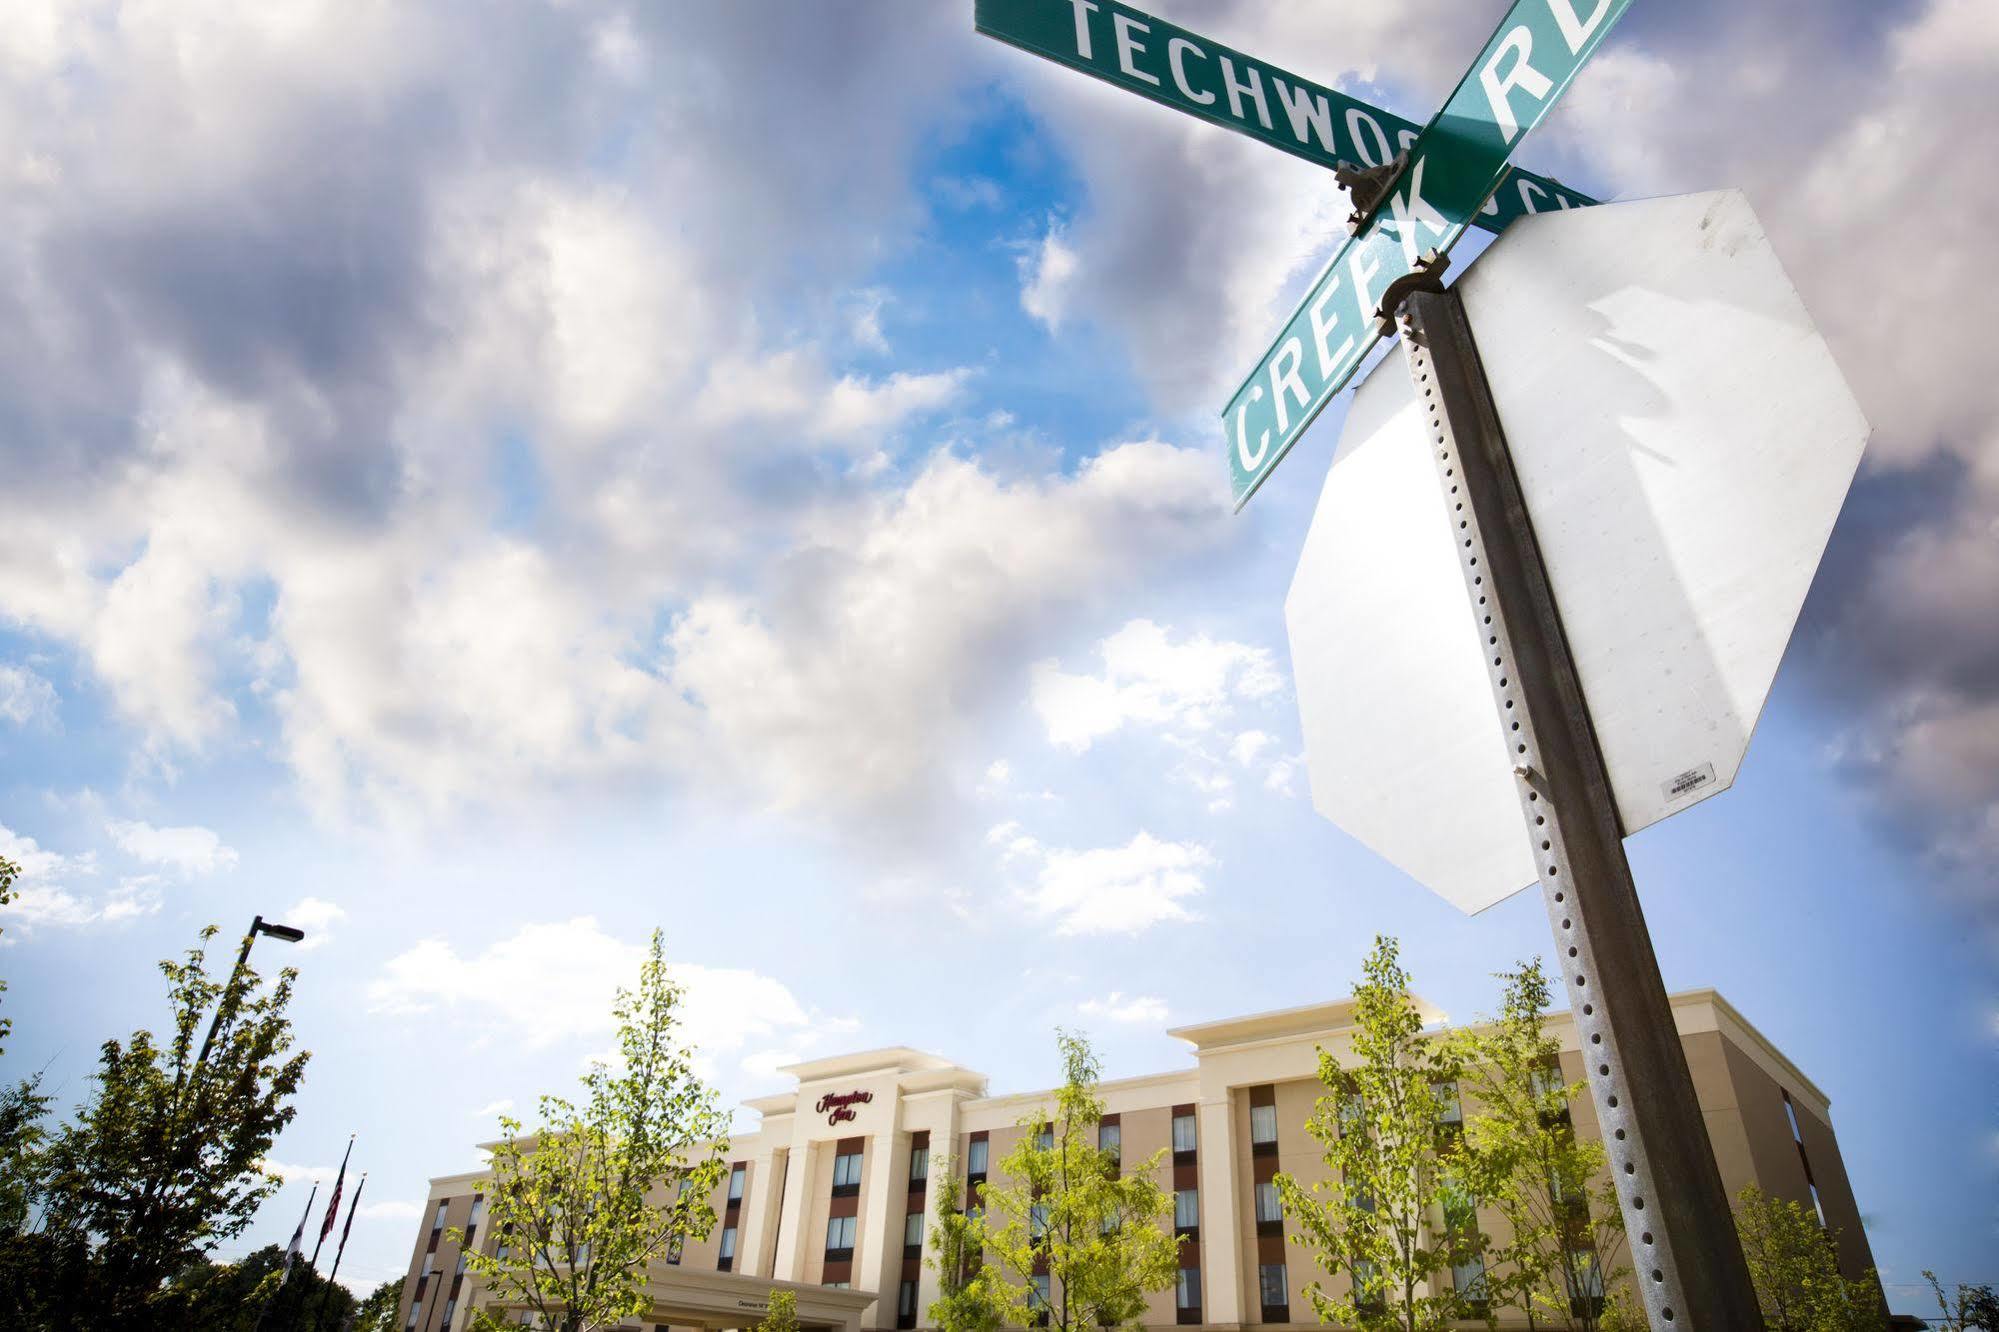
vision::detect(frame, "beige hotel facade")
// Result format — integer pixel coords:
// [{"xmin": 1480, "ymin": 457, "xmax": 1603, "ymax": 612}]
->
[{"xmin": 396, "ymin": 989, "xmax": 1877, "ymax": 1332}]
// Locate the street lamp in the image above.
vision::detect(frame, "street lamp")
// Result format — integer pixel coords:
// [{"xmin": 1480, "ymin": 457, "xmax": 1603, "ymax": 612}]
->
[{"xmin": 190, "ymin": 913, "xmax": 305, "ymax": 1082}]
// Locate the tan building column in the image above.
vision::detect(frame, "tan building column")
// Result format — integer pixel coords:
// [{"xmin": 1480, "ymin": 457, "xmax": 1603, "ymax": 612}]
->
[
  {"xmin": 773, "ymin": 1139, "xmax": 817, "ymax": 1281},
  {"xmin": 739, "ymin": 1146, "xmax": 786, "ymax": 1278},
  {"xmin": 1196, "ymin": 1095, "xmax": 1245, "ymax": 1328},
  {"xmin": 859, "ymin": 1127, "xmax": 904, "ymax": 1322},
  {"xmin": 905, "ymin": 1094, "xmax": 963, "ymax": 1321}
]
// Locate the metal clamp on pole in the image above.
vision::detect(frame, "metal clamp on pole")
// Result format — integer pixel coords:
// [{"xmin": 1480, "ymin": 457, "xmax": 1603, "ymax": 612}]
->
[
  {"xmin": 1372, "ymin": 249, "xmax": 1451, "ymax": 338},
  {"xmin": 1397, "ymin": 287, "xmax": 1766, "ymax": 1331},
  {"xmin": 1337, "ymin": 151, "xmax": 1408, "ymax": 234}
]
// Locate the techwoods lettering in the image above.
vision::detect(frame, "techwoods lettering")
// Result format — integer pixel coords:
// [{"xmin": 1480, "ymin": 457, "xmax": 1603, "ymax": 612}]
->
[{"xmin": 815, "ymin": 1090, "xmax": 873, "ymax": 1124}]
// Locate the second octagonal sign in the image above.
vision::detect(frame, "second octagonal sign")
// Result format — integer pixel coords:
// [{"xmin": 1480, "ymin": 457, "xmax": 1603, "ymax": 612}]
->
[{"xmin": 1285, "ymin": 190, "xmax": 1870, "ymax": 913}]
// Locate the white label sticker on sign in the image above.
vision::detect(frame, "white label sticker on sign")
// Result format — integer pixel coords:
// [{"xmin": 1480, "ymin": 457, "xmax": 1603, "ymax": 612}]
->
[{"xmin": 1662, "ymin": 763, "xmax": 1717, "ymax": 803}]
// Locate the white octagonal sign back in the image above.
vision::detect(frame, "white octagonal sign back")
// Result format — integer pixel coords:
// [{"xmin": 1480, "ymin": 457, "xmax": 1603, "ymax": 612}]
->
[{"xmin": 1285, "ymin": 190, "xmax": 1869, "ymax": 913}]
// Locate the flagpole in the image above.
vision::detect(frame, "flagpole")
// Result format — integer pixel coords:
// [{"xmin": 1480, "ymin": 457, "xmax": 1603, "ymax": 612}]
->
[
  {"xmin": 310, "ymin": 1172, "xmax": 366, "ymax": 1332},
  {"xmin": 252, "ymin": 1181, "xmax": 318, "ymax": 1332},
  {"xmin": 309, "ymin": 1134, "xmax": 356, "ymax": 1272}
]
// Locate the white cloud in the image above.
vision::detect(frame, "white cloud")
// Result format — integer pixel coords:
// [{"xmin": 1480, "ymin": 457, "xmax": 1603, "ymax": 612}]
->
[
  {"xmin": 105, "ymin": 819, "xmax": 238, "ymax": 877},
  {"xmin": 284, "ymin": 896, "xmax": 346, "ymax": 951},
  {"xmin": 741, "ymin": 1048, "xmax": 803, "ymax": 1082},
  {"xmin": 472, "ymin": 1098, "xmax": 514, "ymax": 1118},
  {"xmin": 1020, "ymin": 221, "xmax": 1080, "ymax": 334},
  {"xmin": 1008, "ymin": 830, "xmax": 1212, "ymax": 936},
  {"xmin": 0, "ymin": 663, "xmax": 56, "ymax": 727},
  {"xmin": 0, "ymin": 824, "xmax": 156, "ymax": 931},
  {"xmin": 356, "ymin": 1198, "xmax": 424, "ymax": 1223},
  {"xmin": 366, "ymin": 917, "xmax": 825, "ymax": 1058},
  {"xmin": 1229, "ymin": 730, "xmax": 1273, "ymax": 767},
  {"xmin": 1078, "ymin": 992, "xmax": 1169, "ymax": 1025},
  {"xmin": 262, "ymin": 1159, "xmax": 341, "ymax": 1185},
  {"xmin": 1031, "ymin": 620, "xmax": 1282, "ymax": 753},
  {"xmin": 848, "ymin": 288, "xmax": 891, "ymax": 354},
  {"xmin": 665, "ymin": 445, "xmax": 1227, "ymax": 838}
]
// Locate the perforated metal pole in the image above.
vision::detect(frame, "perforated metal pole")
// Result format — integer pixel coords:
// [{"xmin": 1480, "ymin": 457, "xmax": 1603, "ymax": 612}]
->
[{"xmin": 1397, "ymin": 288, "xmax": 1764, "ymax": 1331}]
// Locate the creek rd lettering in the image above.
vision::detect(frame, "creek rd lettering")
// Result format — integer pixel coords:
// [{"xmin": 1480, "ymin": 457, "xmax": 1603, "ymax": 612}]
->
[
  {"xmin": 973, "ymin": 0, "xmax": 1594, "ymax": 234},
  {"xmin": 1222, "ymin": 0, "xmax": 1633, "ymax": 509}
]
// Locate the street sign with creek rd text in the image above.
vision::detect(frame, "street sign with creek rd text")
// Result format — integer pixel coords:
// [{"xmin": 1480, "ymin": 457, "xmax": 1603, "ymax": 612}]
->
[
  {"xmin": 1223, "ymin": 0, "xmax": 1633, "ymax": 509},
  {"xmin": 973, "ymin": 0, "xmax": 1596, "ymax": 232}
]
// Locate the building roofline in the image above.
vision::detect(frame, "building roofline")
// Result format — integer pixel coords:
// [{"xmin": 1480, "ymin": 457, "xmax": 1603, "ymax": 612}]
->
[
  {"xmin": 776, "ymin": 1045, "xmax": 973, "ymax": 1081},
  {"xmin": 1674, "ymin": 987, "xmax": 1833, "ymax": 1111},
  {"xmin": 1166, "ymin": 992, "xmax": 1448, "ymax": 1049}
]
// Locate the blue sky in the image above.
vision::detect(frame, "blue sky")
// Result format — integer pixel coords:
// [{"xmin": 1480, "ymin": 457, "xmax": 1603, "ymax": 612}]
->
[{"xmin": 0, "ymin": 0, "xmax": 1994, "ymax": 1314}]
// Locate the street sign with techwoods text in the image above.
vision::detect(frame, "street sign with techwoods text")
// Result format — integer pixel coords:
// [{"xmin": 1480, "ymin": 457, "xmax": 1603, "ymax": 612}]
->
[
  {"xmin": 972, "ymin": 0, "xmax": 1595, "ymax": 230},
  {"xmin": 1284, "ymin": 190, "xmax": 1870, "ymax": 912}
]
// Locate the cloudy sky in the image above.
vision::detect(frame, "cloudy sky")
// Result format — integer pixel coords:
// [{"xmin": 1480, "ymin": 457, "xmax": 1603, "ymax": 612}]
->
[{"xmin": 1, "ymin": 0, "xmax": 1994, "ymax": 1312}]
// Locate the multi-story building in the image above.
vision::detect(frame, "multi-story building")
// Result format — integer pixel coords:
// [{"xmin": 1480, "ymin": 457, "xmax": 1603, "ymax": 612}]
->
[{"xmin": 395, "ymin": 988, "xmax": 1877, "ymax": 1332}]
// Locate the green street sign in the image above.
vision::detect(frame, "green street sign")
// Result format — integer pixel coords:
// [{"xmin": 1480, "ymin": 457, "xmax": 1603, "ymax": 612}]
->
[
  {"xmin": 973, "ymin": 0, "xmax": 1595, "ymax": 233},
  {"xmin": 1224, "ymin": 0, "xmax": 1633, "ymax": 509}
]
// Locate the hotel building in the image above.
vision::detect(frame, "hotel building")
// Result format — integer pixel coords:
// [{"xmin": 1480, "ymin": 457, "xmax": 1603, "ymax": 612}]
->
[{"xmin": 396, "ymin": 988, "xmax": 1877, "ymax": 1332}]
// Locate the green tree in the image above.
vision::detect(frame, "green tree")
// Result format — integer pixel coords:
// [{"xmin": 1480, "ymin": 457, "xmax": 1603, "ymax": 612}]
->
[
  {"xmin": 1923, "ymin": 1273, "xmax": 1998, "ymax": 1332},
  {"xmin": 352, "ymin": 1276, "xmax": 407, "ymax": 1332},
  {"xmin": 150, "ymin": 1242, "xmax": 356, "ymax": 1331},
  {"xmin": 756, "ymin": 1287, "xmax": 800, "ymax": 1332},
  {"xmin": 33, "ymin": 924, "xmax": 308, "ymax": 1330},
  {"xmin": 1276, "ymin": 935, "xmax": 1478, "ymax": 1332},
  {"xmin": 459, "ymin": 929, "xmax": 729, "ymax": 1332},
  {"xmin": 961, "ymin": 1030, "xmax": 1179, "ymax": 1332},
  {"xmin": 1452, "ymin": 960, "xmax": 1625, "ymax": 1330},
  {"xmin": 926, "ymin": 1164, "xmax": 1003, "ymax": 1332},
  {"xmin": 1736, "ymin": 1185, "xmax": 1884, "ymax": 1331}
]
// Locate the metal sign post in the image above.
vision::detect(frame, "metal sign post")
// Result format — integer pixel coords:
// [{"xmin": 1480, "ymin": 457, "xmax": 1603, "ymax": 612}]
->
[{"xmin": 1397, "ymin": 286, "xmax": 1763, "ymax": 1329}]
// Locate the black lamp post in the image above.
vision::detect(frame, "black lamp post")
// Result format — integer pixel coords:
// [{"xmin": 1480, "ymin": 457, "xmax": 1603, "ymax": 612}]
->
[{"xmin": 190, "ymin": 913, "xmax": 305, "ymax": 1078}]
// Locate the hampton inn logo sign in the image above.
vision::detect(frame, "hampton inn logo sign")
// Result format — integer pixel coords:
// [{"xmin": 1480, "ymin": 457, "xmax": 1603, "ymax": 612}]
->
[{"xmin": 814, "ymin": 1091, "xmax": 873, "ymax": 1125}]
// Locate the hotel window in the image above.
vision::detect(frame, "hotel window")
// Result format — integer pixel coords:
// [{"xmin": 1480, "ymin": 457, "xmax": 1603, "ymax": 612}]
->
[
  {"xmin": 456, "ymin": 1252, "xmax": 468, "ymax": 1277},
  {"xmin": 728, "ymin": 1165, "xmax": 746, "ymax": 1202},
  {"xmin": 898, "ymin": 1279, "xmax": 919, "ymax": 1328},
  {"xmin": 826, "ymin": 1282, "xmax": 850, "ymax": 1290},
  {"xmin": 1254, "ymin": 1180, "xmax": 1282, "ymax": 1224},
  {"xmin": 833, "ymin": 1150, "xmax": 864, "ymax": 1192},
  {"xmin": 1567, "ymin": 1250, "xmax": 1606, "ymax": 1318},
  {"xmin": 719, "ymin": 1226, "xmax": 738, "ymax": 1260},
  {"xmin": 1337, "ymin": 1091, "xmax": 1365, "ymax": 1135},
  {"xmin": 1352, "ymin": 1259, "xmax": 1383, "ymax": 1312},
  {"xmin": 1258, "ymin": 1263, "xmax": 1289, "ymax": 1313},
  {"xmin": 1433, "ymin": 1081, "xmax": 1463, "ymax": 1126},
  {"xmin": 904, "ymin": 1211, "xmax": 924, "ymax": 1254},
  {"xmin": 1451, "ymin": 1251, "xmax": 1487, "ymax": 1302},
  {"xmin": 1176, "ymin": 1267, "xmax": 1201, "ymax": 1311},
  {"xmin": 468, "ymin": 1196, "xmax": 485, "ymax": 1227},
  {"xmin": 406, "ymin": 1300, "xmax": 421, "ymax": 1331},
  {"xmin": 1030, "ymin": 1274, "xmax": 1051, "ymax": 1311},
  {"xmin": 1030, "ymin": 1202, "xmax": 1050, "ymax": 1241},
  {"xmin": 432, "ymin": 1200, "xmax": 449, "ymax": 1232},
  {"xmin": 1250, "ymin": 1103, "xmax": 1279, "ymax": 1147},
  {"xmin": 1174, "ymin": 1188, "xmax": 1199, "ymax": 1231},
  {"xmin": 1098, "ymin": 1121, "xmax": 1120, "ymax": 1162},
  {"xmin": 966, "ymin": 1137, "xmax": 989, "ymax": 1177},
  {"xmin": 910, "ymin": 1142, "xmax": 929, "ymax": 1183},
  {"xmin": 1037, "ymin": 1124, "xmax": 1054, "ymax": 1151},
  {"xmin": 1171, "ymin": 1111, "xmax": 1197, "ymax": 1156},
  {"xmin": 825, "ymin": 1215, "xmax": 857, "ymax": 1256},
  {"xmin": 442, "ymin": 1300, "xmax": 457, "ymax": 1328},
  {"xmin": 422, "ymin": 1253, "xmax": 435, "ymax": 1277}
]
